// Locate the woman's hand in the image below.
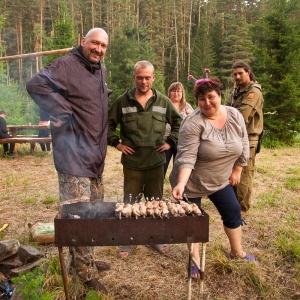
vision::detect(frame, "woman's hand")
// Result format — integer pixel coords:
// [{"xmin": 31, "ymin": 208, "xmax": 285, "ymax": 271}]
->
[
  {"xmin": 172, "ymin": 168, "xmax": 193, "ymax": 200},
  {"xmin": 229, "ymin": 165, "xmax": 243, "ymax": 186},
  {"xmin": 172, "ymin": 183, "xmax": 185, "ymax": 201}
]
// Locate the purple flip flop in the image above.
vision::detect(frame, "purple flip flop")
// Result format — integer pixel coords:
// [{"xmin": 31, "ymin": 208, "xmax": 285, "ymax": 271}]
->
[
  {"xmin": 228, "ymin": 252, "xmax": 258, "ymax": 262},
  {"xmin": 191, "ymin": 265, "xmax": 200, "ymax": 281}
]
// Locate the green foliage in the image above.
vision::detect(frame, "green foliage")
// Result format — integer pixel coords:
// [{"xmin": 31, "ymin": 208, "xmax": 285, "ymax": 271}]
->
[
  {"xmin": 219, "ymin": 13, "xmax": 255, "ymax": 88},
  {"xmin": 275, "ymin": 228, "xmax": 300, "ymax": 263},
  {"xmin": 188, "ymin": 17, "xmax": 216, "ymax": 98},
  {"xmin": 45, "ymin": 255, "xmax": 61, "ymax": 276},
  {"xmin": 0, "ymin": 82, "xmax": 39, "ymax": 125},
  {"xmin": 105, "ymin": 27, "xmax": 165, "ymax": 106},
  {"xmin": 261, "ymin": 134, "xmax": 283, "ymax": 149},
  {"xmin": 85, "ymin": 290, "xmax": 102, "ymax": 300},
  {"xmin": 43, "ymin": 0, "xmax": 76, "ymax": 65},
  {"xmin": 251, "ymin": 0, "xmax": 300, "ymax": 143},
  {"xmin": 12, "ymin": 267, "xmax": 57, "ymax": 300},
  {"xmin": 0, "ymin": 0, "xmax": 299, "ymax": 145}
]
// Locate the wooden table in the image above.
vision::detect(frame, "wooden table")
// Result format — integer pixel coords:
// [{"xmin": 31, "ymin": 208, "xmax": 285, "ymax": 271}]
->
[
  {"xmin": 7, "ymin": 124, "xmax": 50, "ymax": 137},
  {"xmin": 4, "ymin": 124, "xmax": 51, "ymax": 154}
]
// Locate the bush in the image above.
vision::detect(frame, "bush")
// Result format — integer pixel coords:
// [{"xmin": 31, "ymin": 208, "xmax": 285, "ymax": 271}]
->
[{"xmin": 12, "ymin": 267, "xmax": 57, "ymax": 300}]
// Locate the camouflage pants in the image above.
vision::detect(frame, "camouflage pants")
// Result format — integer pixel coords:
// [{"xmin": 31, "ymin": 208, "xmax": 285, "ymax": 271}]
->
[
  {"xmin": 58, "ymin": 172, "xmax": 104, "ymax": 281},
  {"xmin": 58, "ymin": 172, "xmax": 104, "ymax": 203},
  {"xmin": 69, "ymin": 247, "xmax": 98, "ymax": 282}
]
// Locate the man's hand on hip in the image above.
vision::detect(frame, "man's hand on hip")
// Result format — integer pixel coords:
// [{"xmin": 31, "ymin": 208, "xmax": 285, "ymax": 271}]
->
[{"xmin": 116, "ymin": 144, "xmax": 135, "ymax": 155}]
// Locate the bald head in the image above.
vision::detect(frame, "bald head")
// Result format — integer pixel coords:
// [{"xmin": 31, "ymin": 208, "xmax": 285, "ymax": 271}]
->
[
  {"xmin": 81, "ymin": 28, "xmax": 109, "ymax": 63},
  {"xmin": 85, "ymin": 28, "xmax": 108, "ymax": 40}
]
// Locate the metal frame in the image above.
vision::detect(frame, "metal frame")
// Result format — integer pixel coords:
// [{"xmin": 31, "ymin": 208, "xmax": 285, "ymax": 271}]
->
[{"xmin": 55, "ymin": 202, "xmax": 209, "ymax": 299}]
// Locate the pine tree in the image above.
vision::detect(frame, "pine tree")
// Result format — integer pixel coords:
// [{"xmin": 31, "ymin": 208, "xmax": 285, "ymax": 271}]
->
[
  {"xmin": 43, "ymin": 0, "xmax": 76, "ymax": 66},
  {"xmin": 252, "ymin": 0, "xmax": 300, "ymax": 144}
]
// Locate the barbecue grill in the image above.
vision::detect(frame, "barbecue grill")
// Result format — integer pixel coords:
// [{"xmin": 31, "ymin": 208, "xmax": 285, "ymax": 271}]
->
[{"xmin": 55, "ymin": 201, "xmax": 209, "ymax": 299}]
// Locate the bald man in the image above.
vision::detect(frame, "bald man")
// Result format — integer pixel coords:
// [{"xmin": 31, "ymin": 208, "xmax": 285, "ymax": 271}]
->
[{"xmin": 27, "ymin": 28, "xmax": 110, "ymax": 293}]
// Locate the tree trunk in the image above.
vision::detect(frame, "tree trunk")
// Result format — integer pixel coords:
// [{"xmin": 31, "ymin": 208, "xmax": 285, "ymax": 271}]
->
[
  {"xmin": 136, "ymin": 0, "xmax": 140, "ymax": 43},
  {"xmin": 187, "ymin": 0, "xmax": 193, "ymax": 77},
  {"xmin": 17, "ymin": 13, "xmax": 23, "ymax": 88},
  {"xmin": 91, "ymin": 0, "xmax": 95, "ymax": 28},
  {"xmin": 173, "ymin": 0, "xmax": 179, "ymax": 81},
  {"xmin": 39, "ymin": 0, "xmax": 45, "ymax": 70}
]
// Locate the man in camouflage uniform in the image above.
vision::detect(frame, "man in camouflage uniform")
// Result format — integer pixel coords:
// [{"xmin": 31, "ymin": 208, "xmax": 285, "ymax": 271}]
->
[{"xmin": 226, "ymin": 61, "xmax": 264, "ymax": 214}]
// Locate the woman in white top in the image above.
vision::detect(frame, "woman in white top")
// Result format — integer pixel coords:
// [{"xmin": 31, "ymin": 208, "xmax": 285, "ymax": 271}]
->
[{"xmin": 170, "ymin": 77, "xmax": 258, "ymax": 280}]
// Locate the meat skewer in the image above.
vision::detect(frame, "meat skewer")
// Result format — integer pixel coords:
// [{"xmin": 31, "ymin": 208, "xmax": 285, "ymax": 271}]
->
[
  {"xmin": 159, "ymin": 200, "xmax": 169, "ymax": 218},
  {"xmin": 176, "ymin": 203, "xmax": 186, "ymax": 217},
  {"xmin": 121, "ymin": 203, "xmax": 133, "ymax": 218},
  {"xmin": 151, "ymin": 199, "xmax": 160, "ymax": 209},
  {"xmin": 115, "ymin": 195, "xmax": 200, "ymax": 219},
  {"xmin": 147, "ymin": 207, "xmax": 155, "ymax": 218},
  {"xmin": 161, "ymin": 205, "xmax": 169, "ymax": 218},
  {"xmin": 139, "ymin": 202, "xmax": 147, "ymax": 218},
  {"xmin": 132, "ymin": 202, "xmax": 141, "ymax": 219},
  {"xmin": 159, "ymin": 200, "xmax": 167, "ymax": 208},
  {"xmin": 179, "ymin": 201, "xmax": 193, "ymax": 215},
  {"xmin": 190, "ymin": 203, "xmax": 202, "ymax": 216},
  {"xmin": 115, "ymin": 202, "xmax": 124, "ymax": 219},
  {"xmin": 154, "ymin": 206, "xmax": 162, "ymax": 218},
  {"xmin": 167, "ymin": 201, "xmax": 179, "ymax": 217},
  {"xmin": 145, "ymin": 200, "xmax": 153, "ymax": 209}
]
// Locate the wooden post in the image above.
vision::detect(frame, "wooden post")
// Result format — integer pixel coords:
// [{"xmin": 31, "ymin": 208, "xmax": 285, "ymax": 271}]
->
[{"xmin": 0, "ymin": 48, "xmax": 73, "ymax": 62}]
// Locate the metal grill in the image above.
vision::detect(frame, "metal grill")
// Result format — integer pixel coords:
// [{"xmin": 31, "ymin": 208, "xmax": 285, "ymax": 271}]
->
[{"xmin": 54, "ymin": 201, "xmax": 209, "ymax": 300}]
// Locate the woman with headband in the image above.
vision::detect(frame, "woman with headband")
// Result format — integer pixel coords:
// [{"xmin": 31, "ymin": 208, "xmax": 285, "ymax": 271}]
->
[{"xmin": 170, "ymin": 76, "xmax": 258, "ymax": 280}]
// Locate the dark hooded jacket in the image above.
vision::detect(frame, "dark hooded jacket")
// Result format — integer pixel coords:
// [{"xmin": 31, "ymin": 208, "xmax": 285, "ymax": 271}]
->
[{"xmin": 26, "ymin": 46, "xmax": 109, "ymax": 177}]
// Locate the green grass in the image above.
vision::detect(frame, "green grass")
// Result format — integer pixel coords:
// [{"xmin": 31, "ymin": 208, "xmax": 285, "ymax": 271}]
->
[
  {"xmin": 12, "ymin": 266, "xmax": 58, "ymax": 300},
  {"xmin": 42, "ymin": 195, "xmax": 58, "ymax": 204},
  {"xmin": 275, "ymin": 228, "xmax": 300, "ymax": 263},
  {"xmin": 1, "ymin": 146, "xmax": 300, "ymax": 299},
  {"xmin": 256, "ymin": 188, "xmax": 283, "ymax": 208},
  {"xmin": 285, "ymin": 176, "xmax": 300, "ymax": 191},
  {"xmin": 24, "ymin": 198, "xmax": 37, "ymax": 205}
]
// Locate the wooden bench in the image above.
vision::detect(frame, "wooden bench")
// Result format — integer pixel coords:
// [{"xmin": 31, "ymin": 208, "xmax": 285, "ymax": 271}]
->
[
  {"xmin": 0, "ymin": 137, "xmax": 52, "ymax": 143},
  {"xmin": 0, "ymin": 137, "xmax": 52, "ymax": 154}
]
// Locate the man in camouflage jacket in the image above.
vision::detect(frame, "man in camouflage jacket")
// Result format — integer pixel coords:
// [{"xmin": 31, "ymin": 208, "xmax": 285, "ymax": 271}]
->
[{"xmin": 226, "ymin": 61, "xmax": 264, "ymax": 214}]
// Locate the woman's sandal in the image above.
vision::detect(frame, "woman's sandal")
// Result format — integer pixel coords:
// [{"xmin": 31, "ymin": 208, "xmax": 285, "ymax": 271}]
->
[
  {"xmin": 191, "ymin": 265, "xmax": 200, "ymax": 281},
  {"xmin": 228, "ymin": 252, "xmax": 258, "ymax": 262}
]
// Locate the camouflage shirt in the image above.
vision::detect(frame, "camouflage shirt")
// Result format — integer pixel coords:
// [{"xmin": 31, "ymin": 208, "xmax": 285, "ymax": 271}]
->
[{"xmin": 226, "ymin": 82, "xmax": 264, "ymax": 141}]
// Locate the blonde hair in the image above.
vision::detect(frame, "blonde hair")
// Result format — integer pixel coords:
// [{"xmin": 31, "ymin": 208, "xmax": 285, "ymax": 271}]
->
[
  {"xmin": 134, "ymin": 60, "xmax": 154, "ymax": 74},
  {"xmin": 168, "ymin": 82, "xmax": 187, "ymax": 113}
]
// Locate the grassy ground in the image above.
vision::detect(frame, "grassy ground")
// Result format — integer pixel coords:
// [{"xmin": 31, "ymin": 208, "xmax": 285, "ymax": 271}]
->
[{"xmin": 0, "ymin": 145, "xmax": 299, "ymax": 300}]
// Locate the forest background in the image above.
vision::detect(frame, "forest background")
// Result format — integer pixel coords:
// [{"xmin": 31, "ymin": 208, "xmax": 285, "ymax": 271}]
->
[{"xmin": 0, "ymin": 0, "xmax": 300, "ymax": 145}]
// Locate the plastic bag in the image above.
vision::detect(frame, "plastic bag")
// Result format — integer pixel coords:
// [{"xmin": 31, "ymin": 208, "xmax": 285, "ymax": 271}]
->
[{"xmin": 30, "ymin": 222, "xmax": 55, "ymax": 245}]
